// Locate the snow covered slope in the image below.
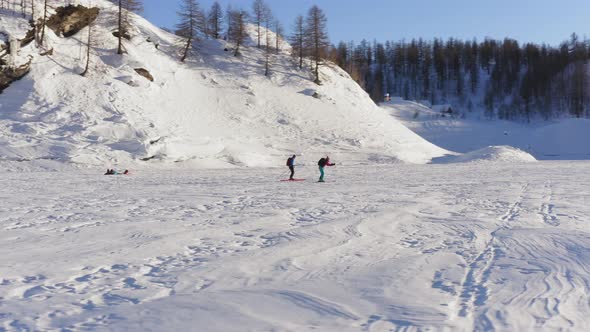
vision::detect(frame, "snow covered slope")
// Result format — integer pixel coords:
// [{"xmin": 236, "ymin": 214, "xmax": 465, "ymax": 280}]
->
[
  {"xmin": 384, "ymin": 100, "xmax": 590, "ymax": 160},
  {"xmin": 0, "ymin": 0, "xmax": 447, "ymax": 169}
]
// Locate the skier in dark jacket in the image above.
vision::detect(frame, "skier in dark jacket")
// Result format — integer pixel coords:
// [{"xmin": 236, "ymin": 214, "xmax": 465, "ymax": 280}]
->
[
  {"xmin": 286, "ymin": 155, "xmax": 296, "ymax": 180},
  {"xmin": 317, "ymin": 156, "xmax": 335, "ymax": 182}
]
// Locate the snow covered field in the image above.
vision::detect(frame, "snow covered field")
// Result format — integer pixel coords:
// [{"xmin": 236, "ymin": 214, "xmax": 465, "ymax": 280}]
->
[{"xmin": 2, "ymin": 162, "xmax": 589, "ymax": 331}]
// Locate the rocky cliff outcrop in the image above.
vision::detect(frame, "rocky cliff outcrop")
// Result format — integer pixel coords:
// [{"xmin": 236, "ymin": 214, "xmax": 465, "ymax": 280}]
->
[
  {"xmin": 0, "ymin": 58, "xmax": 32, "ymax": 93},
  {"xmin": 47, "ymin": 5, "xmax": 100, "ymax": 38}
]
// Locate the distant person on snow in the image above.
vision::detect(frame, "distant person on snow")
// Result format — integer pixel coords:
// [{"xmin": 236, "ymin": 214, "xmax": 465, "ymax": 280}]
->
[
  {"xmin": 105, "ymin": 169, "xmax": 129, "ymax": 175},
  {"xmin": 317, "ymin": 156, "xmax": 335, "ymax": 182},
  {"xmin": 286, "ymin": 155, "xmax": 296, "ymax": 180}
]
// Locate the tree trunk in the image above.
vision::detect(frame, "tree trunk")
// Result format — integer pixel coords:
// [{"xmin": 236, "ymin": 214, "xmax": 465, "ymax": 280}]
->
[
  {"xmin": 181, "ymin": 37, "xmax": 191, "ymax": 62},
  {"xmin": 40, "ymin": 0, "xmax": 47, "ymax": 46},
  {"xmin": 82, "ymin": 23, "xmax": 92, "ymax": 76},
  {"xmin": 257, "ymin": 22, "xmax": 260, "ymax": 48},
  {"xmin": 234, "ymin": 18, "xmax": 242, "ymax": 57},
  {"xmin": 315, "ymin": 60, "xmax": 319, "ymax": 84},
  {"xmin": 314, "ymin": 27, "xmax": 320, "ymax": 83},
  {"xmin": 31, "ymin": 0, "xmax": 36, "ymax": 46},
  {"xmin": 264, "ymin": 22, "xmax": 270, "ymax": 76},
  {"xmin": 275, "ymin": 29, "xmax": 279, "ymax": 54},
  {"xmin": 234, "ymin": 39, "xmax": 240, "ymax": 56},
  {"xmin": 298, "ymin": 40, "xmax": 303, "ymax": 69},
  {"xmin": 117, "ymin": 0, "xmax": 123, "ymax": 54}
]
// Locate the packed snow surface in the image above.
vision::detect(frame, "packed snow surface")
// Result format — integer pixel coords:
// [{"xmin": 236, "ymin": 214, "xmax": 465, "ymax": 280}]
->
[{"xmin": 1, "ymin": 162, "xmax": 590, "ymax": 331}]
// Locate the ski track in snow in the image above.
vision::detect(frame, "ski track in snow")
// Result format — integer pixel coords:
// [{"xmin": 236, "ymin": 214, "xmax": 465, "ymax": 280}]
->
[{"xmin": 0, "ymin": 163, "xmax": 589, "ymax": 331}]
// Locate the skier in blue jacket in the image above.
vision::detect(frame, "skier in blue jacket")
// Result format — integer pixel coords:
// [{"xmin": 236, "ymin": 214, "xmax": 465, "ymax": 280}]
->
[{"xmin": 286, "ymin": 155, "xmax": 296, "ymax": 180}]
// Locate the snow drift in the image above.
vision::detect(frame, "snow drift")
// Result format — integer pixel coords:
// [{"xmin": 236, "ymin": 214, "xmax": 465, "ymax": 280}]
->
[
  {"xmin": 0, "ymin": 0, "xmax": 448, "ymax": 169},
  {"xmin": 433, "ymin": 146, "xmax": 537, "ymax": 164}
]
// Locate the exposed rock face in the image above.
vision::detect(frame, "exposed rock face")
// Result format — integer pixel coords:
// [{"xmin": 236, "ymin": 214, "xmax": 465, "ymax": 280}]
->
[
  {"xmin": 47, "ymin": 5, "xmax": 100, "ymax": 38},
  {"xmin": 20, "ymin": 26, "xmax": 36, "ymax": 47},
  {"xmin": 0, "ymin": 59, "xmax": 32, "ymax": 93},
  {"xmin": 134, "ymin": 68, "xmax": 154, "ymax": 82},
  {"xmin": 112, "ymin": 30, "xmax": 131, "ymax": 40}
]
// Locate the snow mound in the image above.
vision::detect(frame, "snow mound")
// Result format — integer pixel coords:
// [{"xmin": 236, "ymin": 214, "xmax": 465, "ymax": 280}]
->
[{"xmin": 434, "ymin": 146, "xmax": 537, "ymax": 164}]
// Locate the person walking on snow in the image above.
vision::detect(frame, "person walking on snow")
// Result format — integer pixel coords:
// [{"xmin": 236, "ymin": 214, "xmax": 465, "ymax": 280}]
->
[
  {"xmin": 317, "ymin": 156, "xmax": 335, "ymax": 182},
  {"xmin": 286, "ymin": 155, "xmax": 296, "ymax": 180}
]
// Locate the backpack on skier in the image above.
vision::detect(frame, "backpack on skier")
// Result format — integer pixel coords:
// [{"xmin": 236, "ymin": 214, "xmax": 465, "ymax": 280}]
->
[{"xmin": 318, "ymin": 158, "xmax": 326, "ymax": 167}]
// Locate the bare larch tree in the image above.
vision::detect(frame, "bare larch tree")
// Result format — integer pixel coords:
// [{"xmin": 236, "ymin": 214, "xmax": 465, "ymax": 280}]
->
[
  {"xmin": 263, "ymin": 7, "xmax": 273, "ymax": 76},
  {"xmin": 304, "ymin": 6, "xmax": 329, "ymax": 84},
  {"xmin": 228, "ymin": 9, "xmax": 247, "ymax": 57},
  {"xmin": 274, "ymin": 19, "xmax": 283, "ymax": 54},
  {"xmin": 289, "ymin": 15, "xmax": 305, "ymax": 70},
  {"xmin": 109, "ymin": 0, "xmax": 143, "ymax": 54},
  {"xmin": 207, "ymin": 1, "xmax": 222, "ymax": 39},
  {"xmin": 81, "ymin": 14, "xmax": 96, "ymax": 76},
  {"xmin": 176, "ymin": 0, "xmax": 203, "ymax": 62},
  {"xmin": 251, "ymin": 0, "xmax": 268, "ymax": 48}
]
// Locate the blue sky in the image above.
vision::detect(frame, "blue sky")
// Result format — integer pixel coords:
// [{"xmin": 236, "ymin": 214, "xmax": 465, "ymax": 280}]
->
[{"xmin": 143, "ymin": 0, "xmax": 589, "ymax": 45}]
